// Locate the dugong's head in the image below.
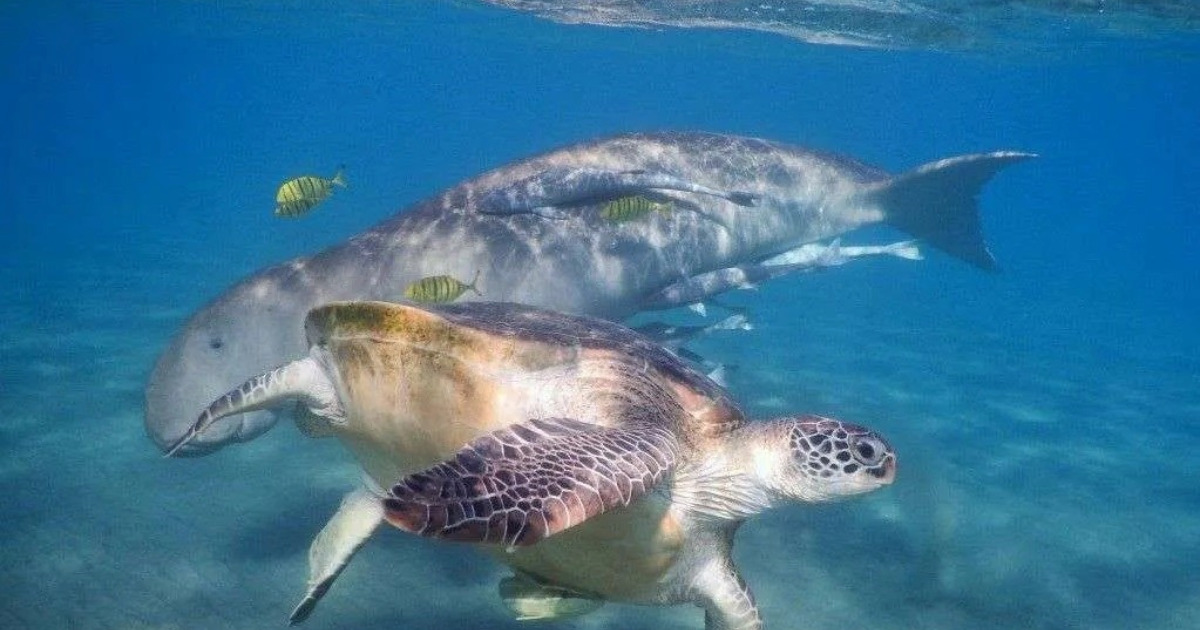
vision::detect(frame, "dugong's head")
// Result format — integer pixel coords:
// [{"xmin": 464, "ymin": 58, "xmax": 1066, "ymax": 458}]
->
[{"xmin": 145, "ymin": 264, "xmax": 321, "ymax": 456}]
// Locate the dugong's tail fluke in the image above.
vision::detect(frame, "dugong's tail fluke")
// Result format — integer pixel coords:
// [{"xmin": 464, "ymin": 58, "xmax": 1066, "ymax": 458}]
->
[
  {"xmin": 868, "ymin": 151, "xmax": 1036, "ymax": 270},
  {"xmin": 163, "ymin": 357, "xmax": 341, "ymax": 458}
]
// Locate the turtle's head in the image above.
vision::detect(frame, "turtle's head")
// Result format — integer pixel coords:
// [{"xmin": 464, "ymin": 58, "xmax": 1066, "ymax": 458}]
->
[{"xmin": 753, "ymin": 414, "xmax": 896, "ymax": 503}]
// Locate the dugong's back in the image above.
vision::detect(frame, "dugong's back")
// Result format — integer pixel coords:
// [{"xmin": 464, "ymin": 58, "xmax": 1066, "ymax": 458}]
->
[{"xmin": 345, "ymin": 132, "xmax": 884, "ymax": 316}]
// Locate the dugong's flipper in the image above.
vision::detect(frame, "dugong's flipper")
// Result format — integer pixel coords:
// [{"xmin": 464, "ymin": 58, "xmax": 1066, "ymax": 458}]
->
[
  {"xmin": 289, "ymin": 488, "xmax": 385, "ymax": 625},
  {"xmin": 613, "ymin": 168, "xmax": 759, "ymax": 206},
  {"xmin": 478, "ymin": 166, "xmax": 759, "ymax": 217}
]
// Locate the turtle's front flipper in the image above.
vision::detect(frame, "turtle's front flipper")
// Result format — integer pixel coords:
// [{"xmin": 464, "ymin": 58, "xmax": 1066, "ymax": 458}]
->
[
  {"xmin": 164, "ymin": 353, "xmax": 343, "ymax": 457},
  {"xmin": 692, "ymin": 558, "xmax": 762, "ymax": 630},
  {"xmin": 498, "ymin": 571, "xmax": 604, "ymax": 621},
  {"xmin": 383, "ymin": 417, "xmax": 677, "ymax": 549},
  {"xmin": 289, "ymin": 488, "xmax": 384, "ymax": 625}
]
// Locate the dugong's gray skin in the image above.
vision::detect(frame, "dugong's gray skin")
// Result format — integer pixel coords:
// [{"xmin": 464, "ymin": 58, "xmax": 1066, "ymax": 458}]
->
[
  {"xmin": 478, "ymin": 166, "xmax": 759, "ymax": 218},
  {"xmin": 146, "ymin": 131, "xmax": 1032, "ymax": 456}
]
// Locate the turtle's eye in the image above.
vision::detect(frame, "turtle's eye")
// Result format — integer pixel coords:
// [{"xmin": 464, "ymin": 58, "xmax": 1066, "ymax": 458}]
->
[
  {"xmin": 209, "ymin": 338, "xmax": 224, "ymax": 350},
  {"xmin": 850, "ymin": 436, "xmax": 886, "ymax": 466}
]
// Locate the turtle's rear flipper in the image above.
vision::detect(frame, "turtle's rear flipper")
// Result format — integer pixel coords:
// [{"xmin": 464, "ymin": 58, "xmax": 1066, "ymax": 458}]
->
[
  {"xmin": 499, "ymin": 572, "xmax": 604, "ymax": 621},
  {"xmin": 289, "ymin": 488, "xmax": 384, "ymax": 625},
  {"xmin": 383, "ymin": 417, "xmax": 677, "ymax": 549}
]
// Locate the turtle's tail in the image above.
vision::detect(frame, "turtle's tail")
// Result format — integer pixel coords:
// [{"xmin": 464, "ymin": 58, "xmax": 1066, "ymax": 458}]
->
[{"xmin": 163, "ymin": 356, "xmax": 342, "ymax": 457}]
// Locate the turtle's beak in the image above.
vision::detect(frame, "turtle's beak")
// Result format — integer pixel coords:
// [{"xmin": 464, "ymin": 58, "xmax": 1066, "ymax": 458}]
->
[{"xmin": 870, "ymin": 456, "xmax": 897, "ymax": 485}]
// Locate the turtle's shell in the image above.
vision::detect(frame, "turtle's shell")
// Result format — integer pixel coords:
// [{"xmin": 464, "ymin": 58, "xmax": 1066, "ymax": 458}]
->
[
  {"xmin": 303, "ymin": 300, "xmax": 743, "ymax": 478},
  {"xmin": 307, "ymin": 300, "xmax": 727, "ymax": 398},
  {"xmin": 435, "ymin": 300, "xmax": 742, "ymax": 421},
  {"xmin": 303, "ymin": 300, "xmax": 746, "ymax": 601}
]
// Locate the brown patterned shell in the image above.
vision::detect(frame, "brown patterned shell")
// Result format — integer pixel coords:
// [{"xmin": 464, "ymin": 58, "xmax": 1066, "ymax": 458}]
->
[{"xmin": 303, "ymin": 300, "xmax": 745, "ymax": 439}]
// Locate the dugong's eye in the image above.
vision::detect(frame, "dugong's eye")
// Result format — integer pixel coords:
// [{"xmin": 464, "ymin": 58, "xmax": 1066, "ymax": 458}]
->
[{"xmin": 209, "ymin": 338, "xmax": 224, "ymax": 350}]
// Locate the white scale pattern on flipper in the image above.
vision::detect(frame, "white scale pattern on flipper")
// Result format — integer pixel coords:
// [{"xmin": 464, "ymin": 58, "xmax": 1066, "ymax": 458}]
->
[
  {"xmin": 692, "ymin": 557, "xmax": 762, "ymax": 630},
  {"xmin": 290, "ymin": 487, "xmax": 384, "ymax": 624}
]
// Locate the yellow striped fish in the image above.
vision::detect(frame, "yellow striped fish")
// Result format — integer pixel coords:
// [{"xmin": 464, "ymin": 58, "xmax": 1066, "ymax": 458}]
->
[
  {"xmin": 600, "ymin": 195, "xmax": 670, "ymax": 223},
  {"xmin": 403, "ymin": 271, "xmax": 483, "ymax": 304},
  {"xmin": 274, "ymin": 166, "xmax": 347, "ymax": 218}
]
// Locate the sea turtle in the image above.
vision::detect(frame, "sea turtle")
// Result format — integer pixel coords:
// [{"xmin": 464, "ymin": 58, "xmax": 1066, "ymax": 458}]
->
[{"xmin": 166, "ymin": 300, "xmax": 896, "ymax": 629}]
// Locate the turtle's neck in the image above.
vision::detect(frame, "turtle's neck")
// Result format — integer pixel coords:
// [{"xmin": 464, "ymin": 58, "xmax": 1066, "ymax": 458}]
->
[{"xmin": 670, "ymin": 422, "xmax": 789, "ymax": 523}]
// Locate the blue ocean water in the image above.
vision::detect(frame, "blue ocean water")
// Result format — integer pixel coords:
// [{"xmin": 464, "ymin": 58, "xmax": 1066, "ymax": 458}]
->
[{"xmin": 2, "ymin": 2, "xmax": 1198, "ymax": 629}]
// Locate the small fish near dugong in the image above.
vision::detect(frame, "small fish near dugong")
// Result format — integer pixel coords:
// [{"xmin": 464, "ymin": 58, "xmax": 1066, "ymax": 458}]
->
[
  {"xmin": 275, "ymin": 166, "xmax": 347, "ymax": 218},
  {"xmin": 145, "ymin": 131, "xmax": 1034, "ymax": 456}
]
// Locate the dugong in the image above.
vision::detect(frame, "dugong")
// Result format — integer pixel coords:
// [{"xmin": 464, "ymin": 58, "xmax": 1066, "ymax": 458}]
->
[{"xmin": 146, "ymin": 131, "xmax": 1033, "ymax": 455}]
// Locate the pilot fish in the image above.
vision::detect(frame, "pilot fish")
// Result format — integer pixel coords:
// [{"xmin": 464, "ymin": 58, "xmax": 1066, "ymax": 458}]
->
[
  {"xmin": 275, "ymin": 167, "xmax": 347, "ymax": 218},
  {"xmin": 403, "ymin": 271, "xmax": 483, "ymax": 304},
  {"xmin": 600, "ymin": 195, "xmax": 671, "ymax": 222}
]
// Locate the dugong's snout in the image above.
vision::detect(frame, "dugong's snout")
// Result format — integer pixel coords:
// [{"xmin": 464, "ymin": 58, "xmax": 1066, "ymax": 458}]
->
[
  {"xmin": 160, "ymin": 354, "xmax": 342, "ymax": 457},
  {"xmin": 144, "ymin": 392, "xmax": 278, "ymax": 456},
  {"xmin": 143, "ymin": 280, "xmax": 307, "ymax": 456},
  {"xmin": 144, "ymin": 337, "xmax": 282, "ymax": 456}
]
